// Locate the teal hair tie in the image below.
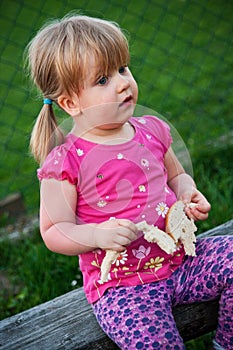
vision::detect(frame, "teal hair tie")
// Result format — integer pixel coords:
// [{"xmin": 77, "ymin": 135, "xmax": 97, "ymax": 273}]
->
[{"xmin": 43, "ymin": 98, "xmax": 53, "ymax": 105}]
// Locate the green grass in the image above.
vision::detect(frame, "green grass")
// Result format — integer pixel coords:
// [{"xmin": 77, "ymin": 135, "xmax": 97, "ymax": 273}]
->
[
  {"xmin": 193, "ymin": 145, "xmax": 233, "ymax": 231},
  {"xmin": 0, "ymin": 229, "xmax": 81, "ymax": 320},
  {"xmin": 0, "ymin": 0, "xmax": 233, "ymax": 348}
]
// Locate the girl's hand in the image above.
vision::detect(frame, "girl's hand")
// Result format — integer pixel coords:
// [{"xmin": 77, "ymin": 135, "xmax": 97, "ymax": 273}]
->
[
  {"xmin": 179, "ymin": 188, "xmax": 211, "ymax": 221},
  {"xmin": 93, "ymin": 219, "xmax": 138, "ymax": 252}
]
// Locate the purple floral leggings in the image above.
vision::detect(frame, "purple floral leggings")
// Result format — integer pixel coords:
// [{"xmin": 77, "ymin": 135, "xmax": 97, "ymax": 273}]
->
[{"xmin": 92, "ymin": 236, "xmax": 233, "ymax": 349}]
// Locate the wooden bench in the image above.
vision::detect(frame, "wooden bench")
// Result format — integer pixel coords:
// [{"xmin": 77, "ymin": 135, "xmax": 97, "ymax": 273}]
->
[{"xmin": 0, "ymin": 220, "xmax": 232, "ymax": 350}]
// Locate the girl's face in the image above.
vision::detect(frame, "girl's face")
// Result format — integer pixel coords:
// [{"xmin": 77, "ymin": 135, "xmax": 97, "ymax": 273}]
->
[{"xmin": 75, "ymin": 62, "xmax": 138, "ymax": 134}]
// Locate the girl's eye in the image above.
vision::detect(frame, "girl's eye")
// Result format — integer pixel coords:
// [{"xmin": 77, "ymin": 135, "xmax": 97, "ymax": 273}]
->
[
  {"xmin": 119, "ymin": 66, "xmax": 127, "ymax": 74},
  {"xmin": 97, "ymin": 76, "xmax": 108, "ymax": 85}
]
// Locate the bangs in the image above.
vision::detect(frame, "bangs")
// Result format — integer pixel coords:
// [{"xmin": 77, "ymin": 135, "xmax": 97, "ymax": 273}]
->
[
  {"xmin": 78, "ymin": 18, "xmax": 130, "ymax": 84},
  {"xmin": 90, "ymin": 27, "xmax": 130, "ymax": 76}
]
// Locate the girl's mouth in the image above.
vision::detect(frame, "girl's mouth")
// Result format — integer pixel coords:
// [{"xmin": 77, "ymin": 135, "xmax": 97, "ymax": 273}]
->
[{"xmin": 120, "ymin": 95, "xmax": 133, "ymax": 107}]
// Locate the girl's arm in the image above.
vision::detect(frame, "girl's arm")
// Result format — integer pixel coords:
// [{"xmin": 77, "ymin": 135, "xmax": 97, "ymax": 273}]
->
[
  {"xmin": 165, "ymin": 147, "xmax": 211, "ymax": 221},
  {"xmin": 39, "ymin": 179, "xmax": 138, "ymax": 255}
]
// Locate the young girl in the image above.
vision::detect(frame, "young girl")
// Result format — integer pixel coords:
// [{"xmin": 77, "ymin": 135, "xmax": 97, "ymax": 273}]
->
[{"xmin": 26, "ymin": 14, "xmax": 232, "ymax": 350}]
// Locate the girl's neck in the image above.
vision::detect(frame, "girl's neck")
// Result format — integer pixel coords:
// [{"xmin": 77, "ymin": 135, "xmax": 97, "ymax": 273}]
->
[{"xmin": 71, "ymin": 121, "xmax": 135, "ymax": 145}]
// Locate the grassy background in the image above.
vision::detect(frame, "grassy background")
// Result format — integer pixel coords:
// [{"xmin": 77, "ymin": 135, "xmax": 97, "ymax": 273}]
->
[{"xmin": 0, "ymin": 0, "xmax": 233, "ymax": 348}]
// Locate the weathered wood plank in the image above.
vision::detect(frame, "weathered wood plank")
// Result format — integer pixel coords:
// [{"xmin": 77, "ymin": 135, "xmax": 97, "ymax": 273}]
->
[
  {"xmin": 0, "ymin": 219, "xmax": 232, "ymax": 350},
  {"xmin": 197, "ymin": 219, "xmax": 233, "ymax": 238},
  {"xmin": 0, "ymin": 288, "xmax": 118, "ymax": 350},
  {"xmin": 0, "ymin": 192, "xmax": 25, "ymax": 218},
  {"xmin": 0, "ymin": 289, "xmax": 220, "ymax": 350},
  {"xmin": 173, "ymin": 300, "xmax": 219, "ymax": 339}
]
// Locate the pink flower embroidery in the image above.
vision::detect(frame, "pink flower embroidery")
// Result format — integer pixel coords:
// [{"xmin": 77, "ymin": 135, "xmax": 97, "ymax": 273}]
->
[
  {"xmin": 92, "ymin": 248, "xmax": 102, "ymax": 255},
  {"xmin": 132, "ymin": 245, "xmax": 151, "ymax": 259}
]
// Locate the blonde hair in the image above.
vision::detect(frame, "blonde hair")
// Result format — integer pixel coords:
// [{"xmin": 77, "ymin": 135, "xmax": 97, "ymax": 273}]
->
[{"xmin": 26, "ymin": 14, "xmax": 130, "ymax": 164}]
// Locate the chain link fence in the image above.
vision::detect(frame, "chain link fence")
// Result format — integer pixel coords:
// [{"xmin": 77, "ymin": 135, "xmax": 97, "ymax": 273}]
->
[{"xmin": 1, "ymin": 0, "xmax": 233, "ymax": 214}]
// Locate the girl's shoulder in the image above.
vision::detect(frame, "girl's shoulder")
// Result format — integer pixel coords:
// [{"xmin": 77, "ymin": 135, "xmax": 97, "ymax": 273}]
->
[
  {"xmin": 131, "ymin": 115, "xmax": 172, "ymax": 149},
  {"xmin": 131, "ymin": 115, "xmax": 170, "ymax": 132}
]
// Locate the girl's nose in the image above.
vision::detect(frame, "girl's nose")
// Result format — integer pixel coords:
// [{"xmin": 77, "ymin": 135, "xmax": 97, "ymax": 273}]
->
[{"xmin": 116, "ymin": 74, "xmax": 130, "ymax": 93}]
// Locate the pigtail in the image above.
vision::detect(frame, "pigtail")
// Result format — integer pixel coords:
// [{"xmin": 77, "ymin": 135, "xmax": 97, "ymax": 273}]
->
[{"xmin": 30, "ymin": 103, "xmax": 64, "ymax": 165}]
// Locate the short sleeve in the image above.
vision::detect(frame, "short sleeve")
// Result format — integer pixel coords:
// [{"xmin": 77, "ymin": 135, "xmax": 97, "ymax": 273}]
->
[
  {"xmin": 133, "ymin": 115, "xmax": 172, "ymax": 152},
  {"xmin": 37, "ymin": 143, "xmax": 79, "ymax": 185},
  {"xmin": 152, "ymin": 116, "xmax": 172, "ymax": 150}
]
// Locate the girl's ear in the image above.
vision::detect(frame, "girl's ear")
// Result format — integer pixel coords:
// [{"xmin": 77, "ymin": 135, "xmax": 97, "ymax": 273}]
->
[{"xmin": 57, "ymin": 94, "xmax": 80, "ymax": 117}]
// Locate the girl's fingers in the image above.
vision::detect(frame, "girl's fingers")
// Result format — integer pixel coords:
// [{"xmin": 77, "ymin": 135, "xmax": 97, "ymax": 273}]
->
[{"xmin": 186, "ymin": 205, "xmax": 210, "ymax": 221}]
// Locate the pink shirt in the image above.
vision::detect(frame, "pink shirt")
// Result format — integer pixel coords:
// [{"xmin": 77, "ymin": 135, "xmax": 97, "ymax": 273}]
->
[{"xmin": 38, "ymin": 116, "xmax": 185, "ymax": 303}]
